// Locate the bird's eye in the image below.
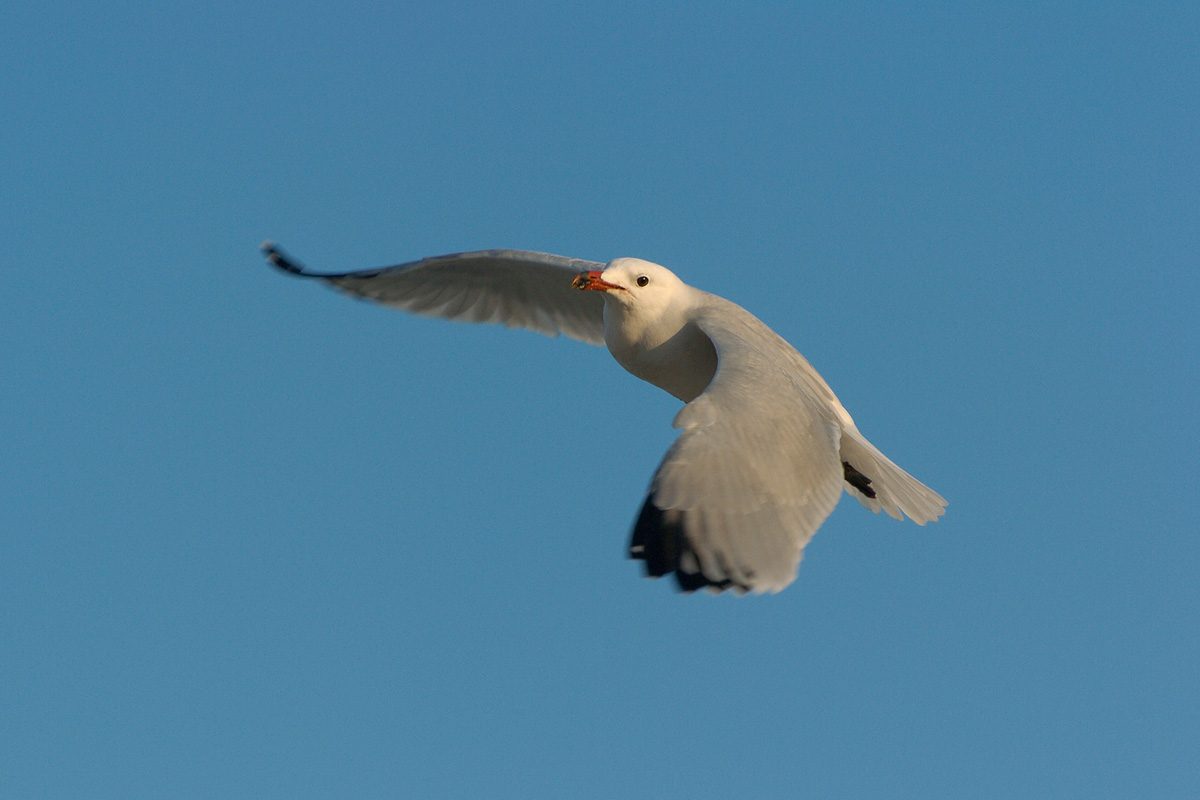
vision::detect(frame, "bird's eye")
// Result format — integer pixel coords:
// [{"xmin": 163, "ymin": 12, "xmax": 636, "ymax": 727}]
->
[{"xmin": 636, "ymin": 275, "xmax": 649, "ymax": 287}]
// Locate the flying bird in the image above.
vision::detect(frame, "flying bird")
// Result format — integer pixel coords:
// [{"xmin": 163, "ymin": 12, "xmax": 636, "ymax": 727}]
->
[{"xmin": 262, "ymin": 242, "xmax": 946, "ymax": 594}]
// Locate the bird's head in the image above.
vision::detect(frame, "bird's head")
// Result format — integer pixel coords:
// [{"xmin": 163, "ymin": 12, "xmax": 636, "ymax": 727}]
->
[{"xmin": 572, "ymin": 258, "xmax": 688, "ymax": 320}]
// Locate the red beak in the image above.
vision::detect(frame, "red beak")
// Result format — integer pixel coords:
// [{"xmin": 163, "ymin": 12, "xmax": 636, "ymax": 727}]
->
[{"xmin": 572, "ymin": 270, "xmax": 625, "ymax": 292}]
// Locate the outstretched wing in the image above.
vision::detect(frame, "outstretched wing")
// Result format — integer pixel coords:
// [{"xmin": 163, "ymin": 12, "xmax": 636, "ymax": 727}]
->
[
  {"xmin": 629, "ymin": 299, "xmax": 847, "ymax": 594},
  {"xmin": 262, "ymin": 242, "xmax": 607, "ymax": 345}
]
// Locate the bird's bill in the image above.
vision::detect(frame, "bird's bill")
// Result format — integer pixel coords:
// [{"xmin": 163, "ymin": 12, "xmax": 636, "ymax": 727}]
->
[{"xmin": 572, "ymin": 270, "xmax": 624, "ymax": 292}]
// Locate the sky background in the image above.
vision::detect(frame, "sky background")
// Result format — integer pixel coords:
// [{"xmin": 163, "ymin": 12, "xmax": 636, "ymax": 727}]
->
[{"xmin": 3, "ymin": 2, "xmax": 1198, "ymax": 798}]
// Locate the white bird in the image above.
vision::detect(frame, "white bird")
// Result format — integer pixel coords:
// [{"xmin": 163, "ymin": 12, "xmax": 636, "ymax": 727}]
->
[{"xmin": 262, "ymin": 242, "xmax": 946, "ymax": 594}]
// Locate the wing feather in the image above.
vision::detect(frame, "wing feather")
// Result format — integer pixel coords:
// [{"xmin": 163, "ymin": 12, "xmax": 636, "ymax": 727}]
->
[
  {"xmin": 630, "ymin": 299, "xmax": 846, "ymax": 594},
  {"xmin": 262, "ymin": 244, "xmax": 607, "ymax": 345}
]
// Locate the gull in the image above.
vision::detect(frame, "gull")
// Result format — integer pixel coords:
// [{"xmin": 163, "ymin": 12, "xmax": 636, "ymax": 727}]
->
[{"xmin": 262, "ymin": 242, "xmax": 946, "ymax": 594}]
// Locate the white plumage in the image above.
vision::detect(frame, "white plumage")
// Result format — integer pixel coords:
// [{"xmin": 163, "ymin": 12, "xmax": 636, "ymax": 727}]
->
[{"xmin": 263, "ymin": 243, "xmax": 946, "ymax": 594}]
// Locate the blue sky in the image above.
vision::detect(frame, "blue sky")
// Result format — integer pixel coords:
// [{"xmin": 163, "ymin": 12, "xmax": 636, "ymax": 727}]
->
[{"xmin": 3, "ymin": 2, "xmax": 1197, "ymax": 797}]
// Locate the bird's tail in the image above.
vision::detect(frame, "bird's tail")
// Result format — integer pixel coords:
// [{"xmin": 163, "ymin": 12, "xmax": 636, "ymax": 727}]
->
[{"xmin": 838, "ymin": 427, "xmax": 946, "ymax": 524}]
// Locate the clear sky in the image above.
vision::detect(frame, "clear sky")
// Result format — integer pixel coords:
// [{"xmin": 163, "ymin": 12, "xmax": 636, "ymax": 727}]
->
[{"xmin": 3, "ymin": 2, "xmax": 1197, "ymax": 797}]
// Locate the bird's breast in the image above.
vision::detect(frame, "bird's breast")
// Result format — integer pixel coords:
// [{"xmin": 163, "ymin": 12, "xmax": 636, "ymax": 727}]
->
[{"xmin": 605, "ymin": 319, "xmax": 718, "ymax": 403}]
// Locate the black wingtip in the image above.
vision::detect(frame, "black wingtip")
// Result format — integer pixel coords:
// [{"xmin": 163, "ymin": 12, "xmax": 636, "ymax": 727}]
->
[
  {"xmin": 260, "ymin": 240, "xmax": 314, "ymax": 277},
  {"xmin": 628, "ymin": 495, "xmax": 743, "ymax": 594}
]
